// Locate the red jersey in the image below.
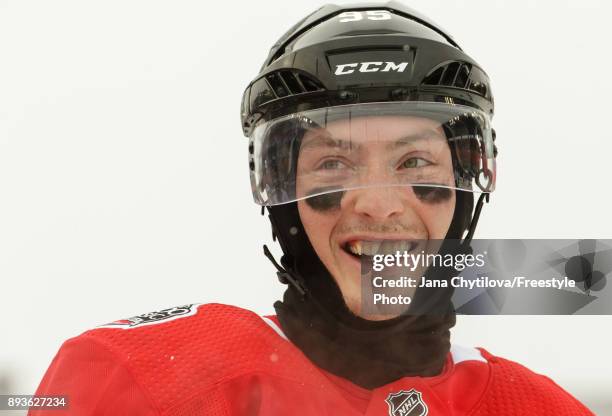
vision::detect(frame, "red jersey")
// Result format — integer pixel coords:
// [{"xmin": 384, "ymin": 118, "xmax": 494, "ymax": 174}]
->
[{"xmin": 30, "ymin": 303, "xmax": 592, "ymax": 415}]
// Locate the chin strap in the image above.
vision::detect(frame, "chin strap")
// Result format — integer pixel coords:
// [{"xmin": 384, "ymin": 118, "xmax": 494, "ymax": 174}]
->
[
  {"xmin": 463, "ymin": 192, "xmax": 490, "ymax": 246},
  {"xmin": 263, "ymin": 245, "xmax": 308, "ymax": 297}
]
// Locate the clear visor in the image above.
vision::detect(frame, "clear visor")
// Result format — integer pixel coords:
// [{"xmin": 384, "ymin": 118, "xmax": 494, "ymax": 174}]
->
[{"xmin": 249, "ymin": 102, "xmax": 495, "ymax": 206}]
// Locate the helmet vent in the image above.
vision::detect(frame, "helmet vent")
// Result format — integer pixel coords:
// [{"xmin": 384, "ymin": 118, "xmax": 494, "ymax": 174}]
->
[
  {"xmin": 440, "ymin": 62, "xmax": 461, "ymax": 86},
  {"xmin": 297, "ymin": 73, "xmax": 324, "ymax": 92},
  {"xmin": 423, "ymin": 62, "xmax": 472, "ymax": 88},
  {"xmin": 264, "ymin": 70, "xmax": 324, "ymax": 97},
  {"xmin": 423, "ymin": 66, "xmax": 445, "ymax": 85},
  {"xmin": 466, "ymin": 66, "xmax": 489, "ymax": 98},
  {"xmin": 280, "ymin": 71, "xmax": 303, "ymax": 94},
  {"xmin": 266, "ymin": 72, "xmax": 290, "ymax": 97},
  {"xmin": 249, "ymin": 71, "xmax": 326, "ymax": 112},
  {"xmin": 422, "ymin": 62, "xmax": 489, "ymax": 98},
  {"xmin": 455, "ymin": 64, "xmax": 471, "ymax": 88}
]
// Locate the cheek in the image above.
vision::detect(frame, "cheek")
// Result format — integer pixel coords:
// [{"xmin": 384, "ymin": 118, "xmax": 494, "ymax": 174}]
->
[
  {"xmin": 298, "ymin": 200, "xmax": 340, "ymax": 250},
  {"xmin": 412, "ymin": 188, "xmax": 456, "ymax": 239}
]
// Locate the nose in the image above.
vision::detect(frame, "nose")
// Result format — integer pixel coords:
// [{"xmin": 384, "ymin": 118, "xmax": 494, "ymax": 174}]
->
[{"xmin": 349, "ymin": 186, "xmax": 406, "ymax": 220}]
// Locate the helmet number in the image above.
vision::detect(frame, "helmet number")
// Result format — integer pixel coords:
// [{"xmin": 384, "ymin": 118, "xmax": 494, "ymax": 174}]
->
[{"xmin": 338, "ymin": 10, "xmax": 392, "ymax": 23}]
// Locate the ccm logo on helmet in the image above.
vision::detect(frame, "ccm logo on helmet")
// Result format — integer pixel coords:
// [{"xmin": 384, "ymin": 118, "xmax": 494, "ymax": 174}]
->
[{"xmin": 334, "ymin": 61, "xmax": 408, "ymax": 76}]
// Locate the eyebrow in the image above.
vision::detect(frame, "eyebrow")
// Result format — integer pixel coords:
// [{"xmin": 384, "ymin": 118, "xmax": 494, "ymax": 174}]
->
[
  {"xmin": 301, "ymin": 129, "xmax": 445, "ymax": 152},
  {"xmin": 300, "ymin": 134, "xmax": 357, "ymax": 151},
  {"xmin": 388, "ymin": 129, "xmax": 445, "ymax": 149}
]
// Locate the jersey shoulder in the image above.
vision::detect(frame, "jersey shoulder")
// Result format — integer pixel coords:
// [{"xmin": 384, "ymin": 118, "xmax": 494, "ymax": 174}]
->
[
  {"xmin": 32, "ymin": 303, "xmax": 303, "ymax": 416},
  {"xmin": 82, "ymin": 302, "xmax": 282, "ymax": 362},
  {"xmin": 60, "ymin": 303, "xmax": 308, "ymax": 414},
  {"xmin": 91, "ymin": 302, "xmax": 258, "ymax": 332},
  {"xmin": 473, "ymin": 348, "xmax": 594, "ymax": 416}
]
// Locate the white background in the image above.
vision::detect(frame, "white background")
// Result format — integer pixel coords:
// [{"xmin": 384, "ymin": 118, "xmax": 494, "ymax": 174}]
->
[{"xmin": 1, "ymin": 0, "xmax": 611, "ymax": 414}]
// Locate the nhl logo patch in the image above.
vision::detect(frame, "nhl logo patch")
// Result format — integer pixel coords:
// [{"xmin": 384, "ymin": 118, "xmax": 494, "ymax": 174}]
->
[
  {"xmin": 99, "ymin": 304, "xmax": 201, "ymax": 329},
  {"xmin": 385, "ymin": 389, "xmax": 428, "ymax": 416}
]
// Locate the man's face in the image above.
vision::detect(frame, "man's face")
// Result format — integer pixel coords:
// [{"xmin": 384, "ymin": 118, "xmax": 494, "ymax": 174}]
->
[{"xmin": 296, "ymin": 116, "xmax": 456, "ymax": 319}]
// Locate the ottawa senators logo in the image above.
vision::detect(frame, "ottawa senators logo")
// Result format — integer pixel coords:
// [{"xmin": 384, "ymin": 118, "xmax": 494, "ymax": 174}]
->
[
  {"xmin": 386, "ymin": 389, "xmax": 428, "ymax": 416},
  {"xmin": 99, "ymin": 304, "xmax": 201, "ymax": 329}
]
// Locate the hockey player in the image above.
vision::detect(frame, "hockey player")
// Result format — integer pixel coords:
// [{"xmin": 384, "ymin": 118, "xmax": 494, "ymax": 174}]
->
[{"xmin": 30, "ymin": 2, "xmax": 593, "ymax": 415}]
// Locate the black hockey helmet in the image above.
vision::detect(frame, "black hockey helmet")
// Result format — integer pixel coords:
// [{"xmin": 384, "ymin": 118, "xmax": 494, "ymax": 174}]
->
[{"xmin": 240, "ymin": 1, "xmax": 497, "ymax": 307}]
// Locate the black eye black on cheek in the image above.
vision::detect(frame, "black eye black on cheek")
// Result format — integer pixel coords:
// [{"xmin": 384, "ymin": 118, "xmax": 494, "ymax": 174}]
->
[
  {"xmin": 304, "ymin": 189, "xmax": 345, "ymax": 212},
  {"xmin": 412, "ymin": 186, "xmax": 453, "ymax": 204},
  {"xmin": 305, "ymin": 186, "xmax": 452, "ymax": 210}
]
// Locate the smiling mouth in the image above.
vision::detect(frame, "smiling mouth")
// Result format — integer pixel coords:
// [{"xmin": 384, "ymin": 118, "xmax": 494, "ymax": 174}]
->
[{"xmin": 342, "ymin": 240, "xmax": 418, "ymax": 259}]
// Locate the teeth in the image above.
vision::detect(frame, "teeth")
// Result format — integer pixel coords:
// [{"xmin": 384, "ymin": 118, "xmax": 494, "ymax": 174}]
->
[
  {"xmin": 347, "ymin": 241, "xmax": 362, "ymax": 256},
  {"xmin": 346, "ymin": 240, "xmax": 415, "ymax": 256},
  {"xmin": 362, "ymin": 241, "xmax": 381, "ymax": 256},
  {"xmin": 380, "ymin": 240, "xmax": 413, "ymax": 254}
]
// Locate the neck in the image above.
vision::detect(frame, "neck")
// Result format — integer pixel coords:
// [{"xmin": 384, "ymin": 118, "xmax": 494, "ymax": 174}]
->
[{"xmin": 274, "ymin": 282, "xmax": 455, "ymax": 389}]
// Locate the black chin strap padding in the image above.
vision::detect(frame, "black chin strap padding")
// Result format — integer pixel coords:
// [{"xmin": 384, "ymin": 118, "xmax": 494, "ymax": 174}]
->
[
  {"xmin": 263, "ymin": 244, "xmax": 308, "ymax": 297},
  {"xmin": 463, "ymin": 192, "xmax": 490, "ymax": 245}
]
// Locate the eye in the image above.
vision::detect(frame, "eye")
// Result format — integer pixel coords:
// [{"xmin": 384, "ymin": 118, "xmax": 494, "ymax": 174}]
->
[
  {"xmin": 400, "ymin": 157, "xmax": 431, "ymax": 169},
  {"xmin": 316, "ymin": 158, "xmax": 350, "ymax": 171}
]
